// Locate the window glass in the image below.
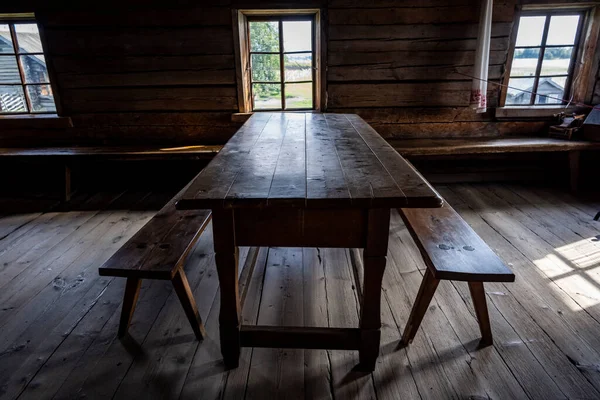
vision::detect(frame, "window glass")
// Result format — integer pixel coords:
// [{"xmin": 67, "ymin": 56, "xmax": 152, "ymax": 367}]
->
[
  {"xmin": 506, "ymin": 77, "xmax": 535, "ymax": 105},
  {"xmin": 546, "ymin": 15, "xmax": 579, "ymax": 45},
  {"xmin": 253, "ymin": 83, "xmax": 282, "ymax": 109},
  {"xmin": 0, "ymin": 85, "xmax": 27, "ymax": 113},
  {"xmin": 283, "ymin": 21, "xmax": 311, "ymax": 52},
  {"xmin": 249, "ymin": 21, "xmax": 279, "ymax": 52},
  {"xmin": 515, "ymin": 16, "xmax": 546, "ymax": 46},
  {"xmin": 0, "ymin": 24, "xmax": 14, "ymax": 53},
  {"xmin": 26, "ymin": 84, "xmax": 56, "ymax": 112},
  {"xmin": 0, "ymin": 55, "xmax": 21, "ymax": 83},
  {"xmin": 21, "ymin": 54, "xmax": 50, "ymax": 83},
  {"xmin": 251, "ymin": 53, "xmax": 280, "ymax": 82},
  {"xmin": 511, "ymin": 48, "xmax": 540, "ymax": 77},
  {"xmin": 285, "ymin": 82, "xmax": 312, "ymax": 109},
  {"xmin": 284, "ymin": 53, "xmax": 312, "ymax": 82},
  {"xmin": 14, "ymin": 23, "xmax": 43, "ymax": 53},
  {"xmin": 540, "ymin": 47, "xmax": 573, "ymax": 76}
]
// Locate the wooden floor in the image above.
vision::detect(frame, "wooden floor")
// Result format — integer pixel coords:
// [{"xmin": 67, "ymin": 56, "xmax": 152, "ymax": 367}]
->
[{"xmin": 1, "ymin": 184, "xmax": 600, "ymax": 400}]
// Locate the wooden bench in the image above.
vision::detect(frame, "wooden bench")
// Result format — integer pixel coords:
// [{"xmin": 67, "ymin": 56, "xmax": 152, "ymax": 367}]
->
[
  {"xmin": 98, "ymin": 183, "xmax": 212, "ymax": 340},
  {"xmin": 390, "ymin": 137, "xmax": 600, "ymax": 191},
  {"xmin": 399, "ymin": 202, "xmax": 515, "ymax": 346},
  {"xmin": 0, "ymin": 145, "xmax": 222, "ymax": 201}
]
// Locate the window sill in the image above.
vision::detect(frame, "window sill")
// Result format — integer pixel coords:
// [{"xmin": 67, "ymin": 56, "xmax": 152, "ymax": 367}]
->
[
  {"xmin": 495, "ymin": 105, "xmax": 582, "ymax": 120},
  {"xmin": 0, "ymin": 114, "xmax": 73, "ymax": 129}
]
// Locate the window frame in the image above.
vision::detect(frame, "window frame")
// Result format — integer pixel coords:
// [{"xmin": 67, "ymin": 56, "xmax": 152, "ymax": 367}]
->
[
  {"xmin": 0, "ymin": 15, "xmax": 56, "ymax": 115},
  {"xmin": 512, "ymin": 10, "xmax": 584, "ymax": 106},
  {"xmin": 247, "ymin": 15, "xmax": 316, "ymax": 111},
  {"xmin": 233, "ymin": 9, "xmax": 324, "ymax": 114},
  {"xmin": 498, "ymin": 5, "xmax": 600, "ymax": 117}
]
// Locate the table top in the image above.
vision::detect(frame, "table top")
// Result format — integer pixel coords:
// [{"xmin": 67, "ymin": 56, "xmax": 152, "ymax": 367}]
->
[{"xmin": 177, "ymin": 113, "xmax": 443, "ymax": 210}]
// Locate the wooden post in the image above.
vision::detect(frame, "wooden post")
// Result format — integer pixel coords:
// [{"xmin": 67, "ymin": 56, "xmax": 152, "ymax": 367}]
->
[
  {"xmin": 358, "ymin": 208, "xmax": 390, "ymax": 371},
  {"xmin": 212, "ymin": 208, "xmax": 241, "ymax": 368}
]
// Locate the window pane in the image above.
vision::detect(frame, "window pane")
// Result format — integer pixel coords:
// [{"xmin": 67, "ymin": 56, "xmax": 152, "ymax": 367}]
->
[
  {"xmin": 14, "ymin": 23, "xmax": 43, "ymax": 53},
  {"xmin": 505, "ymin": 77, "xmax": 535, "ymax": 105},
  {"xmin": 26, "ymin": 84, "xmax": 56, "ymax": 112},
  {"xmin": 535, "ymin": 76, "xmax": 566, "ymax": 104},
  {"xmin": 540, "ymin": 46, "xmax": 573, "ymax": 76},
  {"xmin": 20, "ymin": 54, "xmax": 49, "ymax": 83},
  {"xmin": 283, "ymin": 21, "xmax": 311, "ymax": 52},
  {"xmin": 249, "ymin": 21, "xmax": 279, "ymax": 52},
  {"xmin": 0, "ymin": 85, "xmax": 27, "ymax": 113},
  {"xmin": 0, "ymin": 55, "xmax": 22, "ymax": 83},
  {"xmin": 251, "ymin": 54, "xmax": 280, "ymax": 82},
  {"xmin": 547, "ymin": 15, "xmax": 580, "ymax": 45},
  {"xmin": 510, "ymin": 48, "xmax": 540, "ymax": 77},
  {"xmin": 285, "ymin": 82, "xmax": 312, "ymax": 109},
  {"xmin": 516, "ymin": 16, "xmax": 546, "ymax": 46},
  {"xmin": 253, "ymin": 83, "xmax": 281, "ymax": 109},
  {"xmin": 284, "ymin": 53, "xmax": 312, "ymax": 82},
  {"xmin": 0, "ymin": 25, "xmax": 14, "ymax": 54}
]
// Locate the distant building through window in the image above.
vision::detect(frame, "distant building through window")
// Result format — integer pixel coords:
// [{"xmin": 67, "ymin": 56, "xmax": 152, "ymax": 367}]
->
[
  {"xmin": 0, "ymin": 19, "xmax": 56, "ymax": 114},
  {"xmin": 504, "ymin": 11, "xmax": 583, "ymax": 106},
  {"xmin": 248, "ymin": 16, "xmax": 315, "ymax": 111}
]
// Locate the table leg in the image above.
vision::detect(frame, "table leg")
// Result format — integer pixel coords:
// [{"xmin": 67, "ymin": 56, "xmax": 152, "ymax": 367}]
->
[
  {"xmin": 359, "ymin": 208, "xmax": 390, "ymax": 371},
  {"xmin": 212, "ymin": 208, "xmax": 241, "ymax": 368}
]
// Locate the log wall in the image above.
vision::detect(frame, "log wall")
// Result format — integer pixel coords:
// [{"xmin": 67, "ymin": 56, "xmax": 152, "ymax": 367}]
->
[{"xmin": 1, "ymin": 0, "xmax": 598, "ymax": 146}]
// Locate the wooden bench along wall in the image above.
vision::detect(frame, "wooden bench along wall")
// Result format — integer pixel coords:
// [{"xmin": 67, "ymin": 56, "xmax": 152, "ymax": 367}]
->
[
  {"xmin": 0, "ymin": 146, "xmax": 222, "ymax": 201},
  {"xmin": 391, "ymin": 137, "xmax": 600, "ymax": 191}
]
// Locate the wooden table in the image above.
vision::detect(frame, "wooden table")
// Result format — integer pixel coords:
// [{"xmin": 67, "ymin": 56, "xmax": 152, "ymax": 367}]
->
[{"xmin": 176, "ymin": 112, "xmax": 442, "ymax": 371}]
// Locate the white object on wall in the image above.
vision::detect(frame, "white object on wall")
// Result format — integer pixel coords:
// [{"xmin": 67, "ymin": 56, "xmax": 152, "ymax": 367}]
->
[{"xmin": 471, "ymin": 0, "xmax": 493, "ymax": 113}]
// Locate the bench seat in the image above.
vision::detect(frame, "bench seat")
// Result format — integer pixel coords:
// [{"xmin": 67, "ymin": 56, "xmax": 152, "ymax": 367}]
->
[
  {"xmin": 399, "ymin": 202, "xmax": 514, "ymax": 346},
  {"xmin": 99, "ymin": 183, "xmax": 212, "ymax": 340},
  {"xmin": 389, "ymin": 137, "xmax": 600, "ymax": 157},
  {"xmin": 0, "ymin": 145, "xmax": 223, "ymax": 201},
  {"xmin": 391, "ymin": 137, "xmax": 600, "ymax": 191},
  {"xmin": 0, "ymin": 145, "xmax": 223, "ymax": 160}
]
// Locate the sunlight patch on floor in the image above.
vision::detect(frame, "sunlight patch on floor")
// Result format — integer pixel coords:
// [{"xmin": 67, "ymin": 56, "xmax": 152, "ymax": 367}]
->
[{"xmin": 534, "ymin": 236, "xmax": 600, "ymax": 311}]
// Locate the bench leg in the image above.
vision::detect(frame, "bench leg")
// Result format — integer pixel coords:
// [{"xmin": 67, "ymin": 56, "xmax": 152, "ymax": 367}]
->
[
  {"xmin": 401, "ymin": 268, "xmax": 439, "ymax": 345},
  {"xmin": 213, "ymin": 209, "xmax": 241, "ymax": 369},
  {"xmin": 64, "ymin": 164, "xmax": 72, "ymax": 202},
  {"xmin": 118, "ymin": 277, "xmax": 142, "ymax": 338},
  {"xmin": 172, "ymin": 268, "xmax": 207, "ymax": 341},
  {"xmin": 569, "ymin": 150, "xmax": 581, "ymax": 193},
  {"xmin": 468, "ymin": 282, "xmax": 493, "ymax": 346},
  {"xmin": 358, "ymin": 208, "xmax": 390, "ymax": 372}
]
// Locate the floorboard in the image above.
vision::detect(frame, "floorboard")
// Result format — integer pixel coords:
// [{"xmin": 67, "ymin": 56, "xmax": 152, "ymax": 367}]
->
[{"xmin": 0, "ymin": 184, "xmax": 599, "ymax": 399}]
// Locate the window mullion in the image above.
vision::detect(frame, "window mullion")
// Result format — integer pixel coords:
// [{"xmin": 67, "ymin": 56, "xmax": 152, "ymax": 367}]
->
[
  {"xmin": 563, "ymin": 12, "xmax": 585, "ymax": 103},
  {"xmin": 279, "ymin": 19, "xmax": 285, "ymax": 110},
  {"xmin": 9, "ymin": 23, "xmax": 33, "ymax": 113},
  {"xmin": 530, "ymin": 15, "xmax": 552, "ymax": 105}
]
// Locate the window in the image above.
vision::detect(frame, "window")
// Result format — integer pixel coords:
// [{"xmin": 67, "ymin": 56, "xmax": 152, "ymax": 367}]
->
[
  {"xmin": 504, "ymin": 11, "xmax": 584, "ymax": 106},
  {"xmin": 0, "ymin": 19, "xmax": 56, "ymax": 114},
  {"xmin": 233, "ymin": 10, "xmax": 322, "ymax": 113},
  {"xmin": 248, "ymin": 17, "xmax": 314, "ymax": 110}
]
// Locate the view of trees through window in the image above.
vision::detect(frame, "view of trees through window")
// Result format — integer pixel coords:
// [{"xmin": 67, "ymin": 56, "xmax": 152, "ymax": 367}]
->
[
  {"xmin": 506, "ymin": 13, "xmax": 581, "ymax": 106},
  {"xmin": 249, "ymin": 18, "xmax": 314, "ymax": 110},
  {"xmin": 0, "ymin": 22, "xmax": 56, "ymax": 114}
]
